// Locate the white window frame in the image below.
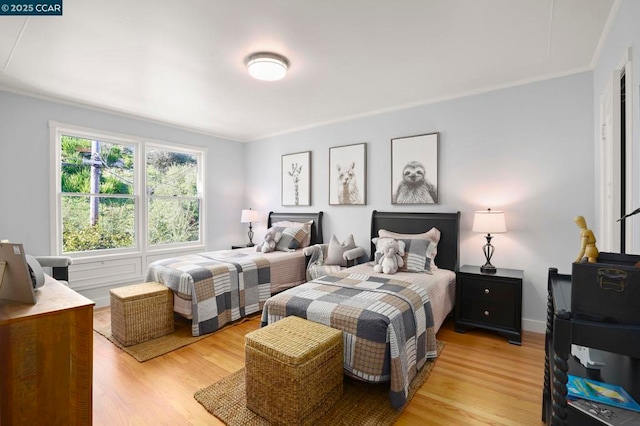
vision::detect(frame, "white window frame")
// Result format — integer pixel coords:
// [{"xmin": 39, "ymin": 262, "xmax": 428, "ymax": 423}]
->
[
  {"xmin": 145, "ymin": 142, "xmax": 206, "ymax": 251},
  {"xmin": 49, "ymin": 121, "xmax": 206, "ymax": 260}
]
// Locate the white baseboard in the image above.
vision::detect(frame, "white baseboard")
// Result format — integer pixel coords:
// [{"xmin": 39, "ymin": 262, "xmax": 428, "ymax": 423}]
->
[
  {"xmin": 522, "ymin": 318, "xmax": 545, "ymax": 334},
  {"xmin": 77, "ymin": 279, "xmax": 143, "ymax": 309}
]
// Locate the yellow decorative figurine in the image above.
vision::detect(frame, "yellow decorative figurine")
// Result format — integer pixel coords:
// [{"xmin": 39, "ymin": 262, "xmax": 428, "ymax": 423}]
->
[{"xmin": 575, "ymin": 216, "xmax": 599, "ymax": 263}]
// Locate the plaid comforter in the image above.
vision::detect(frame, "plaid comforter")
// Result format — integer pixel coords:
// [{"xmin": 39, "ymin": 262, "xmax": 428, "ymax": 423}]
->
[
  {"xmin": 260, "ymin": 271, "xmax": 436, "ymax": 409},
  {"xmin": 146, "ymin": 251, "xmax": 271, "ymax": 336}
]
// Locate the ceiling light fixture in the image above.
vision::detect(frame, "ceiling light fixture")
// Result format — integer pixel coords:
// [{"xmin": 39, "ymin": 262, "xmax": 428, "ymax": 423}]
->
[{"xmin": 245, "ymin": 52, "xmax": 289, "ymax": 81}]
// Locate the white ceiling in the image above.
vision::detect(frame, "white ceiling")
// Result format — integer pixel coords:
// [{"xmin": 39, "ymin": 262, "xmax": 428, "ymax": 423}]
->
[{"xmin": 0, "ymin": 0, "xmax": 615, "ymax": 142}]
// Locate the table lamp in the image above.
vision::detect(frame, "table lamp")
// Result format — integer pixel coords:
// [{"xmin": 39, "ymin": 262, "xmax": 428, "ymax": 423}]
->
[
  {"xmin": 241, "ymin": 209, "xmax": 260, "ymax": 247},
  {"xmin": 472, "ymin": 208, "xmax": 507, "ymax": 274}
]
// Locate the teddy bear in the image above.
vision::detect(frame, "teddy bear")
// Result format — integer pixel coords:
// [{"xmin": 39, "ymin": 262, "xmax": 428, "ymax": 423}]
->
[
  {"xmin": 373, "ymin": 238, "xmax": 405, "ymax": 274},
  {"xmin": 257, "ymin": 228, "xmax": 282, "ymax": 253}
]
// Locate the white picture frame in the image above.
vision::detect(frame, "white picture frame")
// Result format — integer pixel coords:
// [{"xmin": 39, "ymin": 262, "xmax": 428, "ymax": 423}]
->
[
  {"xmin": 281, "ymin": 151, "xmax": 311, "ymax": 206},
  {"xmin": 329, "ymin": 143, "xmax": 367, "ymax": 205},
  {"xmin": 391, "ymin": 133, "xmax": 439, "ymax": 204}
]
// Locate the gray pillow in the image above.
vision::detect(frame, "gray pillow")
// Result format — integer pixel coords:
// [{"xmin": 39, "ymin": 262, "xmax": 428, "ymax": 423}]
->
[
  {"xmin": 325, "ymin": 234, "xmax": 356, "ymax": 267},
  {"xmin": 378, "ymin": 228, "xmax": 440, "ymax": 270},
  {"xmin": 273, "ymin": 226, "xmax": 308, "ymax": 252},
  {"xmin": 397, "ymin": 238, "xmax": 434, "ymax": 273}
]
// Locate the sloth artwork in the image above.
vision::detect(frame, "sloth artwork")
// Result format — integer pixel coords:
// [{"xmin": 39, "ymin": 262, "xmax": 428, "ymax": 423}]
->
[{"xmin": 393, "ymin": 161, "xmax": 438, "ymax": 204}]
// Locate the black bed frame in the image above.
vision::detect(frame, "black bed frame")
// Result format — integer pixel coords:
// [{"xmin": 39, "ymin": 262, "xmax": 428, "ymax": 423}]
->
[
  {"xmin": 369, "ymin": 210, "xmax": 461, "ymax": 271},
  {"xmin": 267, "ymin": 211, "xmax": 324, "ymax": 245}
]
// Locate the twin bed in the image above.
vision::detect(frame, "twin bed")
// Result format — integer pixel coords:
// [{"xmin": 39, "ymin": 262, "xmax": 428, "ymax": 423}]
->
[
  {"xmin": 145, "ymin": 211, "xmax": 324, "ymax": 336},
  {"xmin": 145, "ymin": 210, "xmax": 460, "ymax": 408},
  {"xmin": 262, "ymin": 210, "xmax": 460, "ymax": 408}
]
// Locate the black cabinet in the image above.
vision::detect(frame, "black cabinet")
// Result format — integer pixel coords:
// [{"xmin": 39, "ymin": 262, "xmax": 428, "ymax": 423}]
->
[
  {"xmin": 455, "ymin": 265, "xmax": 523, "ymax": 345},
  {"xmin": 231, "ymin": 244, "xmax": 252, "ymax": 249},
  {"xmin": 543, "ymin": 267, "xmax": 640, "ymax": 425}
]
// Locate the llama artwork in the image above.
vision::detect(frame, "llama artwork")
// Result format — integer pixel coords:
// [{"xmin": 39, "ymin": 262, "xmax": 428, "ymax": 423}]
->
[
  {"xmin": 329, "ymin": 143, "xmax": 366, "ymax": 206},
  {"xmin": 336, "ymin": 161, "xmax": 361, "ymax": 204},
  {"xmin": 288, "ymin": 162, "xmax": 303, "ymax": 205}
]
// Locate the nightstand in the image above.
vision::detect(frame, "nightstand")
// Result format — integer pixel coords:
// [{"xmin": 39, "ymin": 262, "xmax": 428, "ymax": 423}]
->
[
  {"xmin": 455, "ymin": 265, "xmax": 523, "ymax": 345},
  {"xmin": 231, "ymin": 244, "xmax": 253, "ymax": 249}
]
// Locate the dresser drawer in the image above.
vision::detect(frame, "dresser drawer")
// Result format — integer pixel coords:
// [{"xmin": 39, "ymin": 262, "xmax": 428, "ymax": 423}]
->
[
  {"xmin": 459, "ymin": 277, "xmax": 515, "ymax": 304},
  {"xmin": 459, "ymin": 298, "xmax": 516, "ymax": 329}
]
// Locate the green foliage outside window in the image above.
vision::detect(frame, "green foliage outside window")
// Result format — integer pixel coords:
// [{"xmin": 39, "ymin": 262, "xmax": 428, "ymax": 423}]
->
[
  {"xmin": 62, "ymin": 196, "xmax": 135, "ymax": 252},
  {"xmin": 60, "ymin": 136, "xmax": 201, "ymax": 253},
  {"xmin": 148, "ymin": 199, "xmax": 200, "ymax": 245}
]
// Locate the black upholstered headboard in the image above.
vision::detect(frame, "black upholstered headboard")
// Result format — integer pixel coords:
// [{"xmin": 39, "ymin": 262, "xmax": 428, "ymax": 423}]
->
[
  {"xmin": 268, "ymin": 211, "xmax": 324, "ymax": 245},
  {"xmin": 370, "ymin": 210, "xmax": 460, "ymax": 271}
]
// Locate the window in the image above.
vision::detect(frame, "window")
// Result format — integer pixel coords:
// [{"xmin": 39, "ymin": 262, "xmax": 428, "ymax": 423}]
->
[
  {"xmin": 52, "ymin": 123, "xmax": 205, "ymax": 256},
  {"xmin": 146, "ymin": 147, "xmax": 201, "ymax": 246}
]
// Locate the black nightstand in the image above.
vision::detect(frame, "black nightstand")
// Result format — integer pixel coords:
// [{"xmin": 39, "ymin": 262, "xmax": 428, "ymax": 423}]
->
[
  {"xmin": 455, "ymin": 265, "xmax": 524, "ymax": 345},
  {"xmin": 231, "ymin": 244, "xmax": 253, "ymax": 249}
]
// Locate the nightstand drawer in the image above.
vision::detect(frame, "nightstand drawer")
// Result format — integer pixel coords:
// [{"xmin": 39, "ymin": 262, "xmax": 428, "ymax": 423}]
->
[
  {"xmin": 459, "ymin": 298, "xmax": 515, "ymax": 328},
  {"xmin": 459, "ymin": 279, "xmax": 515, "ymax": 304}
]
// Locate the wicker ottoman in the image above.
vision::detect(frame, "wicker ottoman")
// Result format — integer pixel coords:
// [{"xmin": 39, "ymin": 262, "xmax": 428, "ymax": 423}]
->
[
  {"xmin": 245, "ymin": 316, "xmax": 343, "ymax": 425},
  {"xmin": 109, "ymin": 282, "xmax": 174, "ymax": 346}
]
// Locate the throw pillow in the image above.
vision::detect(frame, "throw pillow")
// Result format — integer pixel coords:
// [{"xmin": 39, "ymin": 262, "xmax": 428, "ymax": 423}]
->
[
  {"xmin": 325, "ymin": 234, "xmax": 356, "ymax": 267},
  {"xmin": 396, "ymin": 238, "xmax": 435, "ymax": 273},
  {"xmin": 274, "ymin": 226, "xmax": 308, "ymax": 252},
  {"xmin": 272, "ymin": 220, "xmax": 313, "ymax": 247},
  {"xmin": 378, "ymin": 227, "xmax": 441, "ymax": 269}
]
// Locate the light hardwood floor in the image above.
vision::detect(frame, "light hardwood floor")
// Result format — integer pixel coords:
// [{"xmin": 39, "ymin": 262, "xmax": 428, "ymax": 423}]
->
[{"xmin": 93, "ymin": 307, "xmax": 546, "ymax": 425}]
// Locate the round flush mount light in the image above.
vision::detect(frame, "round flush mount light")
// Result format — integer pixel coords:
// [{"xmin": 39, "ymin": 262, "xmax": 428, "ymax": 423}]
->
[{"xmin": 245, "ymin": 52, "xmax": 289, "ymax": 81}]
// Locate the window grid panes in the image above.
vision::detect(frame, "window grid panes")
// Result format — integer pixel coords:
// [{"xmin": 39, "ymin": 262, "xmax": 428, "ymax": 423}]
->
[{"xmin": 55, "ymin": 127, "xmax": 204, "ymax": 255}]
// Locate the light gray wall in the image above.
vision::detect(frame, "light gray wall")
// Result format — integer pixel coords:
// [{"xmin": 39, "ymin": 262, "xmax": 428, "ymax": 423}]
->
[
  {"xmin": 0, "ymin": 58, "xmax": 598, "ymax": 331},
  {"xmin": 245, "ymin": 72, "xmax": 594, "ymax": 332},
  {"xmin": 0, "ymin": 90, "xmax": 245, "ymax": 255},
  {"xmin": 592, "ymin": 0, "xmax": 640, "ymax": 250}
]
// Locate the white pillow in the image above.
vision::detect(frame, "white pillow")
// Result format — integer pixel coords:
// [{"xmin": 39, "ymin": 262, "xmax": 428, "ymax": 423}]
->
[
  {"xmin": 272, "ymin": 220, "xmax": 313, "ymax": 248},
  {"xmin": 325, "ymin": 234, "xmax": 356, "ymax": 267},
  {"xmin": 378, "ymin": 228, "xmax": 441, "ymax": 270}
]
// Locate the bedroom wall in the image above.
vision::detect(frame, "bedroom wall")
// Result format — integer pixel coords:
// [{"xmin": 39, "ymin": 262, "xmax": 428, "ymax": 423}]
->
[
  {"xmin": 592, "ymin": 0, "xmax": 640, "ymax": 252},
  {"xmin": 0, "ymin": 90, "xmax": 245, "ymax": 274},
  {"xmin": 244, "ymin": 72, "xmax": 594, "ymax": 333}
]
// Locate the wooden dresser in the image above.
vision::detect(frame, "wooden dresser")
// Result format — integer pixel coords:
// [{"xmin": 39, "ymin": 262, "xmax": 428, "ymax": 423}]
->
[{"xmin": 0, "ymin": 275, "xmax": 94, "ymax": 425}]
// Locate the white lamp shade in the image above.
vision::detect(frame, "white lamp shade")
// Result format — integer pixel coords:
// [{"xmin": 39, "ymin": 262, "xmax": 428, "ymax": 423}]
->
[
  {"xmin": 246, "ymin": 53, "xmax": 288, "ymax": 81},
  {"xmin": 472, "ymin": 210, "xmax": 506, "ymax": 234},
  {"xmin": 241, "ymin": 209, "xmax": 260, "ymax": 223}
]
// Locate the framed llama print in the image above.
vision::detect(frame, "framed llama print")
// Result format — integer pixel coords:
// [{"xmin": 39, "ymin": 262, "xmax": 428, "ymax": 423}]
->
[
  {"xmin": 329, "ymin": 143, "xmax": 366, "ymax": 205},
  {"xmin": 282, "ymin": 151, "xmax": 311, "ymax": 206},
  {"xmin": 391, "ymin": 133, "xmax": 439, "ymax": 204}
]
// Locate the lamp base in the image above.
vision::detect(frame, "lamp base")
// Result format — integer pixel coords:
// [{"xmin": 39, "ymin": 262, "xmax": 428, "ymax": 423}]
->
[
  {"xmin": 481, "ymin": 234, "xmax": 497, "ymax": 274},
  {"xmin": 247, "ymin": 226, "xmax": 255, "ymax": 247},
  {"xmin": 480, "ymin": 264, "xmax": 497, "ymax": 274}
]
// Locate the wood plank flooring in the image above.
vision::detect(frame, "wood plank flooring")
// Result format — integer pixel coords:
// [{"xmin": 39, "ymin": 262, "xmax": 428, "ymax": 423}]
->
[{"xmin": 92, "ymin": 308, "xmax": 546, "ymax": 425}]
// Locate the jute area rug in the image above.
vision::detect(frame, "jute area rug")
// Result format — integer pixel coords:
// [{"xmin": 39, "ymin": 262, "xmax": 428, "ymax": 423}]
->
[
  {"xmin": 94, "ymin": 315, "xmax": 209, "ymax": 362},
  {"xmin": 194, "ymin": 341, "xmax": 444, "ymax": 426}
]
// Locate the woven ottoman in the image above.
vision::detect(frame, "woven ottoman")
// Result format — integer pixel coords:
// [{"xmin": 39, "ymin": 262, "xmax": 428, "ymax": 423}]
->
[
  {"xmin": 110, "ymin": 282, "xmax": 174, "ymax": 346},
  {"xmin": 245, "ymin": 316, "xmax": 343, "ymax": 426}
]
